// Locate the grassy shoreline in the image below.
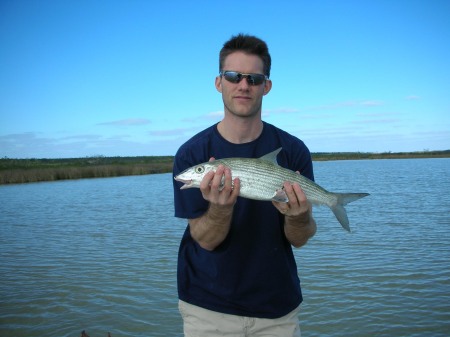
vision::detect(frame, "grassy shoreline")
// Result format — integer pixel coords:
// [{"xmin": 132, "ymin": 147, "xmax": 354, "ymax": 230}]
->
[{"xmin": 1, "ymin": 150, "xmax": 449, "ymax": 185}]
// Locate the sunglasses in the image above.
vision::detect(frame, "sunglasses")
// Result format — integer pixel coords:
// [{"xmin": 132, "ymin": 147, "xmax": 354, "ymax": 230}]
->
[{"xmin": 220, "ymin": 71, "xmax": 268, "ymax": 86}]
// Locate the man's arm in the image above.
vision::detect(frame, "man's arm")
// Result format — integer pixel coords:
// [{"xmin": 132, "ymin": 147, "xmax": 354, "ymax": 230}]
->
[
  {"xmin": 188, "ymin": 164, "xmax": 240, "ymax": 251},
  {"xmin": 273, "ymin": 182, "xmax": 317, "ymax": 248}
]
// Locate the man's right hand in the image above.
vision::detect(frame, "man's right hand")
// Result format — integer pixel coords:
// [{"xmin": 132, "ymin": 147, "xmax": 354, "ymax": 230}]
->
[{"xmin": 199, "ymin": 164, "xmax": 240, "ymax": 207}]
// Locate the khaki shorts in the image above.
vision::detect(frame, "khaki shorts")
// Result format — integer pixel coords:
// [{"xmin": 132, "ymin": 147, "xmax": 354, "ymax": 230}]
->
[{"xmin": 179, "ymin": 300, "xmax": 301, "ymax": 337}]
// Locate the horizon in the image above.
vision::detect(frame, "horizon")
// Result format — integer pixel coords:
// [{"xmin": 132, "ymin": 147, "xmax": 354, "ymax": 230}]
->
[
  {"xmin": 1, "ymin": 1, "xmax": 449, "ymax": 158},
  {"xmin": 2, "ymin": 149, "xmax": 449, "ymax": 161}
]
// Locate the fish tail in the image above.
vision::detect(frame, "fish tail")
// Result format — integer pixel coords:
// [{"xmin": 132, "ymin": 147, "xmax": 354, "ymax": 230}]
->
[{"xmin": 331, "ymin": 193, "xmax": 370, "ymax": 232}]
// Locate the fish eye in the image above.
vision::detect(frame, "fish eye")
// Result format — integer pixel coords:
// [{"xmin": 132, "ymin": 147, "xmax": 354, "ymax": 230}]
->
[{"xmin": 195, "ymin": 166, "xmax": 205, "ymax": 174}]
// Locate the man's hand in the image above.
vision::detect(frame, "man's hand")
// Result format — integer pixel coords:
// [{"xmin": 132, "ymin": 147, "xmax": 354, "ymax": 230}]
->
[
  {"xmin": 272, "ymin": 181, "xmax": 310, "ymax": 219},
  {"xmin": 272, "ymin": 181, "xmax": 317, "ymax": 248},
  {"xmin": 199, "ymin": 164, "xmax": 240, "ymax": 208}
]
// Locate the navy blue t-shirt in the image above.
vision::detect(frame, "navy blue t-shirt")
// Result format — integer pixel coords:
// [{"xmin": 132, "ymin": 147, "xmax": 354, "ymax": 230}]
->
[{"xmin": 172, "ymin": 121, "xmax": 314, "ymax": 319}]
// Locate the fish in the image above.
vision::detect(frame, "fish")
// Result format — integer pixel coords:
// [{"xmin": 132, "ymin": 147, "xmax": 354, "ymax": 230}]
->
[{"xmin": 174, "ymin": 148, "xmax": 369, "ymax": 232}]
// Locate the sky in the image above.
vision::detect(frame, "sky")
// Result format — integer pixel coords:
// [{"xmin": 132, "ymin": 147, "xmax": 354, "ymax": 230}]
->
[{"xmin": 1, "ymin": 0, "xmax": 449, "ymax": 158}]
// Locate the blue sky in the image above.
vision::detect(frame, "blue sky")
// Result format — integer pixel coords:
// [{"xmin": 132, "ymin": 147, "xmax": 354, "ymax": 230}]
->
[{"xmin": 1, "ymin": 0, "xmax": 449, "ymax": 158}]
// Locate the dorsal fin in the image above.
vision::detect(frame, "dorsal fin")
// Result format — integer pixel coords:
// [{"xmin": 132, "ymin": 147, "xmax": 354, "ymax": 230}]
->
[{"xmin": 259, "ymin": 148, "xmax": 282, "ymax": 164}]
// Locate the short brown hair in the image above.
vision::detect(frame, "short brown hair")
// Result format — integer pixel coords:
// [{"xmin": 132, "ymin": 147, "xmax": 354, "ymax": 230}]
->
[{"xmin": 219, "ymin": 34, "xmax": 271, "ymax": 78}]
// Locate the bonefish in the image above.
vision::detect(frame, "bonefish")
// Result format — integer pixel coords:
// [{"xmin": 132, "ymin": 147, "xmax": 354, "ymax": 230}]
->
[{"xmin": 174, "ymin": 148, "xmax": 369, "ymax": 232}]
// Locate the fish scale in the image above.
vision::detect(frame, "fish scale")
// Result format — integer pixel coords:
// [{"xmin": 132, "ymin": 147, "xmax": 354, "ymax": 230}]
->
[
  {"xmin": 220, "ymin": 157, "xmax": 332, "ymax": 204},
  {"xmin": 174, "ymin": 148, "xmax": 369, "ymax": 232}
]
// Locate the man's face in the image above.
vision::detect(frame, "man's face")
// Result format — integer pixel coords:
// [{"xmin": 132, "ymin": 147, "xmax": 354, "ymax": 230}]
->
[{"xmin": 215, "ymin": 51, "xmax": 272, "ymax": 119}]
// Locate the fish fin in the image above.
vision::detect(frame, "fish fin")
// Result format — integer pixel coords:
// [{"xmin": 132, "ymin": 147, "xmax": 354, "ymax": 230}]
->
[
  {"xmin": 271, "ymin": 189, "xmax": 289, "ymax": 203},
  {"xmin": 338, "ymin": 192, "xmax": 370, "ymax": 205},
  {"xmin": 331, "ymin": 204, "xmax": 351, "ymax": 232},
  {"xmin": 331, "ymin": 193, "xmax": 370, "ymax": 232},
  {"xmin": 260, "ymin": 148, "xmax": 282, "ymax": 165}
]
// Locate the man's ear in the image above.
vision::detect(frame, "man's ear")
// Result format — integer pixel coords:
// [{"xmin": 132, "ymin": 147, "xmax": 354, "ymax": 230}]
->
[
  {"xmin": 263, "ymin": 79, "xmax": 272, "ymax": 96},
  {"xmin": 215, "ymin": 76, "xmax": 222, "ymax": 93}
]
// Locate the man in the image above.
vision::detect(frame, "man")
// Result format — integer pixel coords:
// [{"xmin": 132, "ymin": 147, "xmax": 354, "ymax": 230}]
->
[{"xmin": 172, "ymin": 34, "xmax": 317, "ymax": 337}]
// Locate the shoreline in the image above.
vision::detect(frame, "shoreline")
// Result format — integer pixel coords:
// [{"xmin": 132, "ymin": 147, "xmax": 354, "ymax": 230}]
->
[{"xmin": 1, "ymin": 151, "xmax": 449, "ymax": 185}]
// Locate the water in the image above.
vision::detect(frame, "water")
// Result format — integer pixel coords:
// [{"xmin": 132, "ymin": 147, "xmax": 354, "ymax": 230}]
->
[
  {"xmin": 297, "ymin": 159, "xmax": 450, "ymax": 336},
  {"xmin": 0, "ymin": 159, "xmax": 449, "ymax": 336}
]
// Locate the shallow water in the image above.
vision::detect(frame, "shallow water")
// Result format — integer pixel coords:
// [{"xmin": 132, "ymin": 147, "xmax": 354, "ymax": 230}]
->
[{"xmin": 0, "ymin": 158, "xmax": 449, "ymax": 336}]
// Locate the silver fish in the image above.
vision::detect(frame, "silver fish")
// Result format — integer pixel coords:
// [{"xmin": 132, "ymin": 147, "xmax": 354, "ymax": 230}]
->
[{"xmin": 174, "ymin": 148, "xmax": 369, "ymax": 232}]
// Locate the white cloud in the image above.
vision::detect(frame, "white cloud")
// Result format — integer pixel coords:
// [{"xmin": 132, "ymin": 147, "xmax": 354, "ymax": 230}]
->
[
  {"xmin": 406, "ymin": 95, "xmax": 420, "ymax": 100},
  {"xmin": 206, "ymin": 111, "xmax": 224, "ymax": 119},
  {"xmin": 182, "ymin": 111, "xmax": 223, "ymax": 123},
  {"xmin": 149, "ymin": 127, "xmax": 200, "ymax": 137},
  {"xmin": 97, "ymin": 118, "xmax": 151, "ymax": 126},
  {"xmin": 360, "ymin": 100, "xmax": 384, "ymax": 107}
]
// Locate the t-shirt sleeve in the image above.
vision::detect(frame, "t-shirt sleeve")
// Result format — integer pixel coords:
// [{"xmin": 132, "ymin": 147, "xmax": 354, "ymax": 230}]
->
[
  {"xmin": 282, "ymin": 137, "xmax": 314, "ymax": 182},
  {"xmin": 297, "ymin": 144, "xmax": 314, "ymax": 182},
  {"xmin": 173, "ymin": 147, "xmax": 209, "ymax": 219}
]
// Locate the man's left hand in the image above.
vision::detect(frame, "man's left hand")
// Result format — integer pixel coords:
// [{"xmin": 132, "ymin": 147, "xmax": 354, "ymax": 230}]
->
[{"xmin": 272, "ymin": 181, "xmax": 310, "ymax": 221}]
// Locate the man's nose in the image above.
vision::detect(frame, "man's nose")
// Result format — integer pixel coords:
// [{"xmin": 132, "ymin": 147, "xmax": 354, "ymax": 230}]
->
[{"xmin": 237, "ymin": 76, "xmax": 251, "ymax": 89}]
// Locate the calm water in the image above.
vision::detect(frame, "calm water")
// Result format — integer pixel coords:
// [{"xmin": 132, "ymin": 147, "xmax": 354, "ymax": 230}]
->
[{"xmin": 0, "ymin": 159, "xmax": 449, "ymax": 337}]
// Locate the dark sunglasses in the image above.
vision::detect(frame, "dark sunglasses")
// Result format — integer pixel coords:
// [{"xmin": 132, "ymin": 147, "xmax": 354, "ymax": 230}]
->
[{"xmin": 220, "ymin": 71, "xmax": 268, "ymax": 86}]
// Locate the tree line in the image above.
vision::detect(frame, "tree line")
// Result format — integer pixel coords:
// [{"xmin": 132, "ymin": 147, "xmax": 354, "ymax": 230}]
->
[{"xmin": 1, "ymin": 151, "xmax": 449, "ymax": 184}]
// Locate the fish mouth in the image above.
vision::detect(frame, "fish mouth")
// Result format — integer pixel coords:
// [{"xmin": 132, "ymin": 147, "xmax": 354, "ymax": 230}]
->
[{"xmin": 174, "ymin": 176, "xmax": 192, "ymax": 190}]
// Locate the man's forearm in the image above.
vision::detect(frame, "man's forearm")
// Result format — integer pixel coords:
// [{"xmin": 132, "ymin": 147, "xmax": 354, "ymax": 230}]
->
[
  {"xmin": 284, "ymin": 212, "xmax": 317, "ymax": 248},
  {"xmin": 189, "ymin": 204, "xmax": 234, "ymax": 251},
  {"xmin": 187, "ymin": 164, "xmax": 239, "ymax": 251}
]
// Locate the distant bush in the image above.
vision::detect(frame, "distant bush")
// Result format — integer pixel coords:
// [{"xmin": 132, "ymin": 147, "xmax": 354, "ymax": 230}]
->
[
  {"xmin": 0, "ymin": 157, "xmax": 173, "ymax": 184},
  {"xmin": 1, "ymin": 151, "xmax": 449, "ymax": 184}
]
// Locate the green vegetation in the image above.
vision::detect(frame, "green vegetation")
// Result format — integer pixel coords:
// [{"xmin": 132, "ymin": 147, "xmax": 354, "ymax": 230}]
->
[
  {"xmin": 0, "ymin": 156, "xmax": 173, "ymax": 184},
  {"xmin": 311, "ymin": 150, "xmax": 450, "ymax": 161},
  {"xmin": 1, "ymin": 150, "xmax": 449, "ymax": 185}
]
